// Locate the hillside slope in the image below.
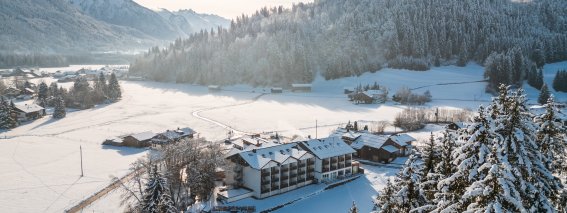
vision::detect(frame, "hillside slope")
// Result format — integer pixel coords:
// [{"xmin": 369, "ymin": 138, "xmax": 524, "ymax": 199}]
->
[{"xmin": 129, "ymin": 0, "xmax": 567, "ymax": 86}]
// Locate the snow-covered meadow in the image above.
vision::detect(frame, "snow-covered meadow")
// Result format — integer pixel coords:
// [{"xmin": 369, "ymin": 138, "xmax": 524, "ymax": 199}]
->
[{"xmin": 1, "ymin": 62, "xmax": 566, "ymax": 212}]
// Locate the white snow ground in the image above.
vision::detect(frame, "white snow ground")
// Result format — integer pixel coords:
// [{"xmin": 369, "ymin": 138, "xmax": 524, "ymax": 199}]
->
[{"xmin": 1, "ymin": 61, "xmax": 566, "ymax": 212}]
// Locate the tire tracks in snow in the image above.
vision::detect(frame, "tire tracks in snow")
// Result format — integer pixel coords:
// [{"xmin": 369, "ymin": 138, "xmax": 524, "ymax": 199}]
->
[{"xmin": 191, "ymin": 93, "xmax": 267, "ymax": 135}]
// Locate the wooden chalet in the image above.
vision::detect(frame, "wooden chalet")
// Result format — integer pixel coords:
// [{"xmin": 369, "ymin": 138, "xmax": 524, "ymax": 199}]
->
[
  {"xmin": 13, "ymin": 103, "xmax": 45, "ymax": 122},
  {"xmin": 350, "ymin": 134, "xmax": 400, "ymax": 163},
  {"xmin": 384, "ymin": 133, "xmax": 415, "ymax": 156},
  {"xmin": 122, "ymin": 131, "xmax": 156, "ymax": 147}
]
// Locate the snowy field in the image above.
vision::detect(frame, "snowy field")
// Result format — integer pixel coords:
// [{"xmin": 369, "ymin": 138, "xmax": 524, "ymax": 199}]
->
[{"xmin": 1, "ymin": 62, "xmax": 566, "ymax": 212}]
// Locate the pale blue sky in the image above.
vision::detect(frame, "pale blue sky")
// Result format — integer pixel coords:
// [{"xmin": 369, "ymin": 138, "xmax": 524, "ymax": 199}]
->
[{"xmin": 134, "ymin": 0, "xmax": 314, "ymax": 19}]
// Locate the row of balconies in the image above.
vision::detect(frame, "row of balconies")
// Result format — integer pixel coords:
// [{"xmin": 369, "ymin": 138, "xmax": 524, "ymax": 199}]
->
[{"xmin": 261, "ymin": 174, "xmax": 314, "ymax": 194}]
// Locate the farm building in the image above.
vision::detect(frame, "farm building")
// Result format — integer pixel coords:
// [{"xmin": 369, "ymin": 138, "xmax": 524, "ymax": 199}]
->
[
  {"xmin": 291, "ymin": 84, "xmax": 312, "ymax": 92},
  {"xmin": 271, "ymin": 88, "xmax": 283, "ymax": 93},
  {"xmin": 122, "ymin": 131, "xmax": 156, "ymax": 147}
]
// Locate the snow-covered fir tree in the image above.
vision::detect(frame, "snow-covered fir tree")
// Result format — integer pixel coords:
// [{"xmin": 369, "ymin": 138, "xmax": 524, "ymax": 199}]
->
[
  {"xmin": 0, "ymin": 100, "xmax": 18, "ymax": 129},
  {"xmin": 349, "ymin": 201, "xmax": 359, "ymax": 213},
  {"xmin": 490, "ymin": 85, "xmax": 560, "ymax": 211},
  {"xmin": 52, "ymin": 96, "xmax": 66, "ymax": 119},
  {"xmin": 434, "ymin": 106, "xmax": 494, "ymax": 212},
  {"xmin": 141, "ymin": 166, "xmax": 178, "ymax": 213},
  {"xmin": 37, "ymin": 82, "xmax": 48, "ymax": 107},
  {"xmin": 375, "ymin": 179, "xmax": 398, "ymax": 213},
  {"xmin": 462, "ymin": 144, "xmax": 526, "ymax": 212},
  {"xmin": 378, "ymin": 154, "xmax": 426, "ymax": 212},
  {"xmin": 107, "ymin": 73, "xmax": 121, "ymax": 101},
  {"xmin": 538, "ymin": 83, "xmax": 551, "ymax": 105},
  {"xmin": 419, "ymin": 133, "xmax": 441, "ymax": 203}
]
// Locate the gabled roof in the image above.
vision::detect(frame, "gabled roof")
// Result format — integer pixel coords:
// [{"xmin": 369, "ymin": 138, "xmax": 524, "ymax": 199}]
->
[
  {"xmin": 363, "ymin": 90, "xmax": 382, "ymax": 97},
  {"xmin": 342, "ymin": 131, "xmax": 361, "ymax": 140},
  {"xmin": 129, "ymin": 131, "xmax": 156, "ymax": 141},
  {"xmin": 176, "ymin": 127, "xmax": 195, "ymax": 136},
  {"xmin": 158, "ymin": 130, "xmax": 181, "ymax": 140},
  {"xmin": 381, "ymin": 145, "xmax": 399, "ymax": 153},
  {"xmin": 388, "ymin": 134, "xmax": 416, "ymax": 146},
  {"xmin": 14, "ymin": 103, "xmax": 44, "ymax": 113},
  {"xmin": 299, "ymin": 137, "xmax": 355, "ymax": 159},
  {"xmin": 236, "ymin": 143, "xmax": 313, "ymax": 170},
  {"xmin": 350, "ymin": 133, "xmax": 389, "ymax": 150}
]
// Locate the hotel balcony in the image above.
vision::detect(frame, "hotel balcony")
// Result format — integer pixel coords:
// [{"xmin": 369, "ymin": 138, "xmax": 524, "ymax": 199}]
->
[
  {"xmin": 290, "ymin": 165, "xmax": 298, "ymax": 170},
  {"xmin": 281, "ymin": 167, "xmax": 289, "ymax": 172},
  {"xmin": 331, "ymin": 158, "xmax": 338, "ymax": 163},
  {"xmin": 290, "ymin": 181, "xmax": 297, "ymax": 186},
  {"xmin": 281, "ymin": 175, "xmax": 289, "ymax": 180},
  {"xmin": 345, "ymin": 155, "xmax": 352, "ymax": 160},
  {"xmin": 271, "ymin": 177, "xmax": 280, "ymax": 182},
  {"xmin": 281, "ymin": 183, "xmax": 289, "ymax": 188},
  {"xmin": 271, "ymin": 168, "xmax": 279, "ymax": 173},
  {"xmin": 298, "ymin": 170, "xmax": 306, "ymax": 175},
  {"xmin": 261, "ymin": 188, "xmax": 270, "ymax": 194},
  {"xmin": 331, "ymin": 165, "xmax": 337, "ymax": 171},
  {"xmin": 323, "ymin": 159, "xmax": 330, "ymax": 165},
  {"xmin": 271, "ymin": 185, "xmax": 280, "ymax": 190},
  {"xmin": 298, "ymin": 162, "xmax": 306, "ymax": 167}
]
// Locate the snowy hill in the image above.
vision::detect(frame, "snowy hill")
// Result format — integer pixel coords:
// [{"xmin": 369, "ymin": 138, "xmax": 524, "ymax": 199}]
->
[
  {"xmin": 70, "ymin": 0, "xmax": 229, "ymax": 40},
  {"xmin": 0, "ymin": 0, "xmax": 155, "ymax": 53},
  {"xmin": 157, "ymin": 9, "xmax": 230, "ymax": 36},
  {"xmin": 0, "ymin": 0, "xmax": 229, "ymax": 54}
]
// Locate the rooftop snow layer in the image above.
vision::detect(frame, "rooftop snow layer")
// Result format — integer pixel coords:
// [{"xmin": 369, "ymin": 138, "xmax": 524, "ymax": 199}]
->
[
  {"xmin": 299, "ymin": 137, "xmax": 355, "ymax": 159},
  {"xmin": 350, "ymin": 133, "xmax": 389, "ymax": 150},
  {"xmin": 388, "ymin": 134, "xmax": 415, "ymax": 146}
]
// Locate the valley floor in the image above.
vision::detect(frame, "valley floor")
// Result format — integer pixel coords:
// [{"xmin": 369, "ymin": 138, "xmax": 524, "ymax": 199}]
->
[{"xmin": 0, "ymin": 62, "xmax": 565, "ymax": 212}]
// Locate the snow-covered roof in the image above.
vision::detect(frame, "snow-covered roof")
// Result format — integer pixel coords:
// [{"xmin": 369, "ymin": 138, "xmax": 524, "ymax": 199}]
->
[
  {"xmin": 388, "ymin": 134, "xmax": 416, "ymax": 146},
  {"xmin": 381, "ymin": 145, "xmax": 399, "ymax": 153},
  {"xmin": 299, "ymin": 137, "xmax": 356, "ymax": 159},
  {"xmin": 176, "ymin": 127, "xmax": 195, "ymax": 136},
  {"xmin": 129, "ymin": 131, "xmax": 156, "ymax": 141},
  {"xmin": 342, "ymin": 131, "xmax": 361, "ymax": 140},
  {"xmin": 350, "ymin": 134, "xmax": 389, "ymax": 150},
  {"xmin": 159, "ymin": 130, "xmax": 181, "ymax": 140},
  {"xmin": 271, "ymin": 87, "xmax": 283, "ymax": 90},
  {"xmin": 291, "ymin": 84, "xmax": 312, "ymax": 88},
  {"xmin": 208, "ymin": 85, "xmax": 220, "ymax": 89},
  {"xmin": 14, "ymin": 103, "xmax": 44, "ymax": 113},
  {"xmin": 236, "ymin": 143, "xmax": 313, "ymax": 170}
]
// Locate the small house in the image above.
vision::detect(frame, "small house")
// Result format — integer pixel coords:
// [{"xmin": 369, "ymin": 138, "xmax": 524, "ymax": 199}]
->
[
  {"xmin": 350, "ymin": 92, "xmax": 374, "ymax": 104},
  {"xmin": 447, "ymin": 122, "xmax": 466, "ymax": 131},
  {"xmin": 350, "ymin": 134, "xmax": 400, "ymax": 163},
  {"xmin": 122, "ymin": 131, "xmax": 156, "ymax": 147},
  {"xmin": 151, "ymin": 127, "xmax": 195, "ymax": 147},
  {"xmin": 271, "ymin": 88, "xmax": 283, "ymax": 93},
  {"xmin": 344, "ymin": 87, "xmax": 355, "ymax": 94},
  {"xmin": 291, "ymin": 84, "xmax": 312, "ymax": 92},
  {"xmin": 209, "ymin": 85, "xmax": 221, "ymax": 92},
  {"xmin": 13, "ymin": 103, "xmax": 45, "ymax": 122},
  {"xmin": 385, "ymin": 133, "xmax": 415, "ymax": 156}
]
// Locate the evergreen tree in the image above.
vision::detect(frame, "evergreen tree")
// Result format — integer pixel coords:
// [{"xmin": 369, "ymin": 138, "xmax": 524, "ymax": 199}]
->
[
  {"xmin": 392, "ymin": 155, "xmax": 426, "ymax": 212},
  {"xmin": 353, "ymin": 121, "xmax": 359, "ymax": 132},
  {"xmin": 349, "ymin": 201, "xmax": 359, "ymax": 213},
  {"xmin": 94, "ymin": 72, "xmax": 107, "ymax": 102},
  {"xmin": 491, "ymin": 86, "xmax": 560, "ymax": 211},
  {"xmin": 462, "ymin": 144, "xmax": 526, "ymax": 212},
  {"xmin": 376, "ymin": 179, "xmax": 398, "ymax": 213},
  {"xmin": 37, "ymin": 82, "xmax": 48, "ymax": 107},
  {"xmin": 107, "ymin": 73, "xmax": 122, "ymax": 101},
  {"xmin": 141, "ymin": 166, "xmax": 178, "ymax": 213},
  {"xmin": 52, "ymin": 96, "xmax": 66, "ymax": 119},
  {"xmin": 419, "ymin": 133, "xmax": 441, "ymax": 203},
  {"xmin": 538, "ymin": 83, "xmax": 551, "ymax": 105},
  {"xmin": 2, "ymin": 101, "xmax": 18, "ymax": 128},
  {"xmin": 552, "ymin": 70, "xmax": 567, "ymax": 92},
  {"xmin": 535, "ymin": 97, "xmax": 567, "ymax": 189}
]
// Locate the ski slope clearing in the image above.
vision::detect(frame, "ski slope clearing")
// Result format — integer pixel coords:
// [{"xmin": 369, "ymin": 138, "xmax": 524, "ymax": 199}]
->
[{"xmin": 1, "ymin": 62, "xmax": 566, "ymax": 212}]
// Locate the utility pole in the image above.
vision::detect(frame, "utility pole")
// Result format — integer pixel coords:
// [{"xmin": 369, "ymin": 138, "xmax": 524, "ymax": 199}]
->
[
  {"xmin": 315, "ymin": 120, "xmax": 318, "ymax": 139},
  {"xmin": 80, "ymin": 145, "xmax": 84, "ymax": 177}
]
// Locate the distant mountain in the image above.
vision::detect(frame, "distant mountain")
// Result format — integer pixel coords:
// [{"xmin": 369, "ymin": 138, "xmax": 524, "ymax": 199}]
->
[
  {"xmin": 0, "ymin": 0, "xmax": 154, "ymax": 54},
  {"xmin": 70, "ymin": 0, "xmax": 181, "ymax": 40},
  {"xmin": 158, "ymin": 9, "xmax": 230, "ymax": 35},
  {"xmin": 70, "ymin": 0, "xmax": 230, "ymax": 40},
  {"xmin": 0, "ymin": 0, "xmax": 229, "ymax": 55}
]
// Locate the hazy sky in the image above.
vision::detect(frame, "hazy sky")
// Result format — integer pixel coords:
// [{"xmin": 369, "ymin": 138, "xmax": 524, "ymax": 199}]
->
[{"xmin": 133, "ymin": 0, "xmax": 314, "ymax": 19}]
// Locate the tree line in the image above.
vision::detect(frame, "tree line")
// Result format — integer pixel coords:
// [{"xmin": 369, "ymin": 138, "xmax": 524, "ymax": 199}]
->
[
  {"xmin": 376, "ymin": 85, "xmax": 567, "ymax": 212},
  {"xmin": 129, "ymin": 0, "xmax": 567, "ymax": 87}
]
